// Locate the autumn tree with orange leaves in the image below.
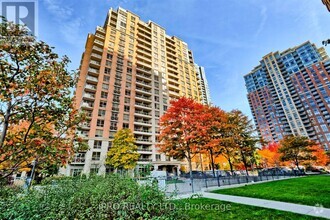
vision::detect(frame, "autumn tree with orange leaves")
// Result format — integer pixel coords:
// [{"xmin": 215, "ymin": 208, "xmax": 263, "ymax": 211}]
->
[
  {"xmin": 158, "ymin": 97, "xmax": 211, "ymax": 192},
  {"xmin": 257, "ymin": 142, "xmax": 282, "ymax": 168},
  {"xmin": 0, "ymin": 19, "xmax": 85, "ymax": 180}
]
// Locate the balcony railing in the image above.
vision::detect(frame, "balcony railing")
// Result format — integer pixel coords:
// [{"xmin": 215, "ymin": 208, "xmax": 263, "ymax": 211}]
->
[
  {"xmin": 134, "ymin": 119, "xmax": 152, "ymax": 124},
  {"xmin": 85, "ymin": 85, "xmax": 97, "ymax": 90},
  {"xmin": 138, "ymin": 158, "xmax": 152, "ymax": 162},
  {"xmin": 88, "ymin": 68, "xmax": 99, "ymax": 74},
  {"xmin": 135, "ymin": 94, "xmax": 152, "ymax": 101},
  {"xmin": 86, "ymin": 76, "xmax": 98, "ymax": 82},
  {"xmin": 135, "ymin": 102, "xmax": 151, "ymax": 108},
  {"xmin": 136, "ymin": 138, "xmax": 151, "ymax": 142},
  {"xmin": 135, "ymin": 111, "xmax": 152, "ymax": 116},
  {"xmin": 72, "ymin": 157, "xmax": 86, "ymax": 163},
  {"xmin": 137, "ymin": 148, "xmax": 152, "ymax": 152}
]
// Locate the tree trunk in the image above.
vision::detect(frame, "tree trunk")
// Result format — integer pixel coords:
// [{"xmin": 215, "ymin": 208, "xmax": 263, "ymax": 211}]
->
[
  {"xmin": 209, "ymin": 149, "xmax": 216, "ymax": 178},
  {"xmin": 295, "ymin": 158, "xmax": 301, "ymax": 172},
  {"xmin": 228, "ymin": 157, "xmax": 234, "ymax": 175},
  {"xmin": 240, "ymin": 150, "xmax": 249, "ymax": 176},
  {"xmin": 0, "ymin": 102, "xmax": 12, "ymax": 149},
  {"xmin": 187, "ymin": 150, "xmax": 194, "ymax": 193}
]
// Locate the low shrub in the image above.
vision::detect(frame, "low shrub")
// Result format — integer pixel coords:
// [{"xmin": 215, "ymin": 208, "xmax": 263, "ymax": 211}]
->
[{"xmin": 0, "ymin": 174, "xmax": 186, "ymax": 220}]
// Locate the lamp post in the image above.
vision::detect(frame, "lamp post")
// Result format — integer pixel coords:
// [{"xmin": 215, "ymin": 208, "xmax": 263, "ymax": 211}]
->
[{"xmin": 28, "ymin": 159, "xmax": 37, "ymax": 190}]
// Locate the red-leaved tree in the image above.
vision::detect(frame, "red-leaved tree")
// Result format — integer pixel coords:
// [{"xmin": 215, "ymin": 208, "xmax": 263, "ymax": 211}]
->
[{"xmin": 158, "ymin": 97, "xmax": 210, "ymax": 192}]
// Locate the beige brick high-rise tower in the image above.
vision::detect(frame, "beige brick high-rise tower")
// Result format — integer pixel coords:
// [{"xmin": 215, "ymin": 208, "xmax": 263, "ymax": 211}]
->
[{"xmin": 61, "ymin": 7, "xmax": 210, "ymax": 176}]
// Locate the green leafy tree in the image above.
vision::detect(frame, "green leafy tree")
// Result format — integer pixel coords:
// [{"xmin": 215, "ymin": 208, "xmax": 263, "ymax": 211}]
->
[
  {"xmin": 0, "ymin": 18, "xmax": 85, "ymax": 179},
  {"xmin": 106, "ymin": 129, "xmax": 139, "ymax": 172},
  {"xmin": 228, "ymin": 110, "xmax": 258, "ymax": 176},
  {"xmin": 279, "ymin": 135, "xmax": 317, "ymax": 172}
]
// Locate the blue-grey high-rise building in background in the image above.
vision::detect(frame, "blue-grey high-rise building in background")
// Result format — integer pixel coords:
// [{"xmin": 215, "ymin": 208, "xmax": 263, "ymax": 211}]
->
[{"xmin": 244, "ymin": 41, "xmax": 330, "ymax": 150}]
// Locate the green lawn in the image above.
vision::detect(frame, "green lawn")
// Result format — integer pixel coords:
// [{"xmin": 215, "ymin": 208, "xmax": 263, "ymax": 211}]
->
[
  {"xmin": 213, "ymin": 175, "xmax": 330, "ymax": 208},
  {"xmin": 173, "ymin": 198, "xmax": 325, "ymax": 220}
]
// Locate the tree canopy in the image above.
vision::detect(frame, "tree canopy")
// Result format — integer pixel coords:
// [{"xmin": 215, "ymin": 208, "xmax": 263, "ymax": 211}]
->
[
  {"xmin": 106, "ymin": 129, "xmax": 139, "ymax": 171},
  {"xmin": 0, "ymin": 19, "xmax": 85, "ymax": 178}
]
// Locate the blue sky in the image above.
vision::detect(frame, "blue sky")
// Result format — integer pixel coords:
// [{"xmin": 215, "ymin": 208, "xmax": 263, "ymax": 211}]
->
[{"xmin": 37, "ymin": 0, "xmax": 330, "ymax": 118}]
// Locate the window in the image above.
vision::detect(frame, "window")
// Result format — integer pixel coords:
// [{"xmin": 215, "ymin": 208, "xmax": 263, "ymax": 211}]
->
[
  {"xmin": 94, "ymin": 140, "xmax": 102, "ymax": 149},
  {"xmin": 99, "ymin": 101, "xmax": 107, "ymax": 108},
  {"xmin": 110, "ymin": 122, "xmax": 117, "ymax": 130},
  {"xmin": 126, "ymin": 82, "xmax": 131, "ymax": 88},
  {"xmin": 321, "ymin": 124, "xmax": 329, "ymax": 132},
  {"xmin": 124, "ymin": 105, "xmax": 130, "ymax": 112},
  {"xmin": 107, "ymin": 53, "xmax": 113, "ymax": 60},
  {"xmin": 123, "ymin": 123, "xmax": 129, "ymax": 129},
  {"xmin": 71, "ymin": 168, "xmax": 82, "ymax": 177},
  {"xmin": 102, "ymin": 83, "xmax": 109, "ymax": 90},
  {"xmin": 101, "ymin": 91, "xmax": 108, "ymax": 99},
  {"xmin": 156, "ymin": 154, "xmax": 161, "ymax": 161},
  {"xmin": 113, "ymin": 95, "xmax": 120, "ymax": 103},
  {"xmin": 104, "ymin": 67, "xmax": 111, "ymax": 74},
  {"xmin": 124, "ymin": 97, "xmax": 130, "ymax": 104},
  {"xmin": 103, "ymin": 75, "xmax": 110, "ymax": 82},
  {"xmin": 109, "ymin": 131, "xmax": 115, "ymax": 138},
  {"xmin": 106, "ymin": 60, "xmax": 112, "ymax": 67},
  {"xmin": 125, "ymin": 90, "xmax": 131, "ymax": 96},
  {"xmin": 97, "ymin": 119, "xmax": 104, "ymax": 127},
  {"xmin": 95, "ymin": 129, "xmax": 103, "ymax": 137},
  {"xmin": 90, "ymin": 167, "xmax": 99, "ymax": 174},
  {"xmin": 92, "ymin": 152, "xmax": 101, "ymax": 160},
  {"xmin": 124, "ymin": 114, "xmax": 129, "ymax": 121},
  {"xmin": 98, "ymin": 109, "xmax": 106, "ymax": 117}
]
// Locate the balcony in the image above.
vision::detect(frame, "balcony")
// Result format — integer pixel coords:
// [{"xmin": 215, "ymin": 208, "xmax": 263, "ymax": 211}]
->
[
  {"xmin": 85, "ymin": 84, "xmax": 97, "ymax": 91},
  {"xmin": 136, "ymin": 79, "xmax": 151, "ymax": 87},
  {"xmin": 81, "ymin": 102, "xmax": 94, "ymax": 109},
  {"xmin": 137, "ymin": 148, "xmax": 152, "ymax": 152},
  {"xmin": 135, "ymin": 111, "xmax": 152, "ymax": 117},
  {"xmin": 135, "ymin": 86, "xmax": 151, "ymax": 94},
  {"xmin": 135, "ymin": 94, "xmax": 152, "ymax": 101},
  {"xmin": 92, "ymin": 46, "xmax": 103, "ymax": 54},
  {"xmin": 71, "ymin": 157, "xmax": 86, "ymax": 164},
  {"xmin": 138, "ymin": 158, "xmax": 152, "ymax": 162},
  {"xmin": 134, "ymin": 128, "xmax": 152, "ymax": 134},
  {"xmin": 86, "ymin": 76, "xmax": 98, "ymax": 83},
  {"xmin": 136, "ymin": 138, "xmax": 152, "ymax": 142},
  {"xmin": 90, "ymin": 60, "xmax": 101, "ymax": 67},
  {"xmin": 134, "ymin": 119, "xmax": 152, "ymax": 125},
  {"xmin": 136, "ymin": 72, "xmax": 152, "ymax": 81},
  {"xmin": 88, "ymin": 68, "xmax": 99, "ymax": 75},
  {"xmin": 94, "ymin": 39, "xmax": 104, "ymax": 46},
  {"xmin": 91, "ymin": 53, "xmax": 102, "ymax": 60},
  {"xmin": 135, "ymin": 102, "xmax": 152, "ymax": 109},
  {"xmin": 96, "ymin": 26, "xmax": 105, "ymax": 34},
  {"xmin": 83, "ymin": 92, "xmax": 95, "ymax": 100}
]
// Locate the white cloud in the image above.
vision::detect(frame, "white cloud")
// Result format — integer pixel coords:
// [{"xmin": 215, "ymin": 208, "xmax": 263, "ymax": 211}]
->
[
  {"xmin": 43, "ymin": 0, "xmax": 84, "ymax": 46},
  {"xmin": 254, "ymin": 6, "xmax": 267, "ymax": 38}
]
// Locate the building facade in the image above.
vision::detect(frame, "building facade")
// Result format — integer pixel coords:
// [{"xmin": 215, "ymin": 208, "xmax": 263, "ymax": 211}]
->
[
  {"xmin": 61, "ymin": 7, "xmax": 209, "ymax": 176},
  {"xmin": 244, "ymin": 42, "xmax": 330, "ymax": 150},
  {"xmin": 196, "ymin": 65, "xmax": 211, "ymax": 105}
]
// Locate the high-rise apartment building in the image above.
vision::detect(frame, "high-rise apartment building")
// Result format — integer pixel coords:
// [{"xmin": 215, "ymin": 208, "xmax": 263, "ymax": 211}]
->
[
  {"xmin": 196, "ymin": 65, "xmax": 211, "ymax": 105},
  {"xmin": 61, "ymin": 7, "xmax": 209, "ymax": 176},
  {"xmin": 244, "ymin": 42, "xmax": 330, "ymax": 150}
]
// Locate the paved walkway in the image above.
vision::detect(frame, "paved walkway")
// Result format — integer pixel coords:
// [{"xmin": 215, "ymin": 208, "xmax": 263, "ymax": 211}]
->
[{"xmin": 175, "ymin": 192, "xmax": 330, "ymax": 219}]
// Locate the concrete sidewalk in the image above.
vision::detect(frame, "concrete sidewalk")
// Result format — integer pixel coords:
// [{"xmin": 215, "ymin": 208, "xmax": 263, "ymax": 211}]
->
[{"xmin": 202, "ymin": 192, "xmax": 330, "ymax": 219}]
